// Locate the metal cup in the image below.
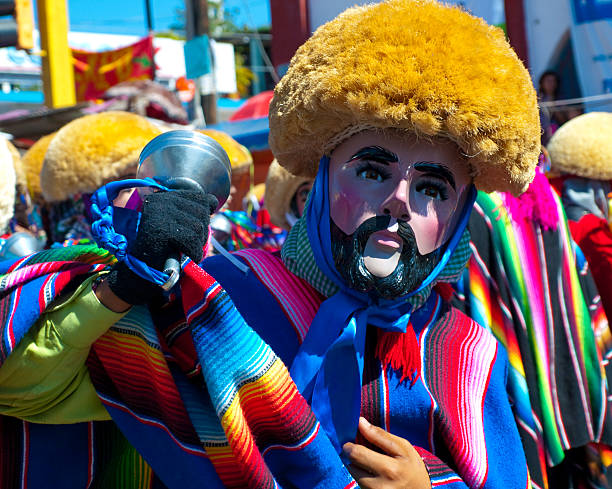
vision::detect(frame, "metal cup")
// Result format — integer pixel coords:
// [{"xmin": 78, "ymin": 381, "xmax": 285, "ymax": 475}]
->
[
  {"xmin": 136, "ymin": 130, "xmax": 233, "ymax": 290},
  {"xmin": 137, "ymin": 130, "xmax": 232, "ymax": 212}
]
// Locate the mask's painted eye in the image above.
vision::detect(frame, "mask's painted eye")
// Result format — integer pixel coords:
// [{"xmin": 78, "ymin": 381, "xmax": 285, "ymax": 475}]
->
[
  {"xmin": 416, "ymin": 180, "xmax": 449, "ymax": 200},
  {"xmin": 358, "ymin": 169, "xmax": 383, "ymax": 182},
  {"xmin": 355, "ymin": 163, "xmax": 390, "ymax": 182}
]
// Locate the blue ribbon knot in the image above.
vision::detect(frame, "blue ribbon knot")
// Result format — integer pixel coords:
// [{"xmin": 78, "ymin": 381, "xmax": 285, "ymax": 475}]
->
[{"xmin": 89, "ymin": 178, "xmax": 173, "ymax": 287}]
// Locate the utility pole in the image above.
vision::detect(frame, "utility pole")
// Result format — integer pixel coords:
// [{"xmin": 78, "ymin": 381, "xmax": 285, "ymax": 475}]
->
[
  {"xmin": 144, "ymin": 0, "xmax": 153, "ymax": 32},
  {"xmin": 37, "ymin": 0, "xmax": 76, "ymax": 108},
  {"xmin": 143, "ymin": 0, "xmax": 156, "ymax": 80},
  {"xmin": 185, "ymin": 0, "xmax": 217, "ymax": 125}
]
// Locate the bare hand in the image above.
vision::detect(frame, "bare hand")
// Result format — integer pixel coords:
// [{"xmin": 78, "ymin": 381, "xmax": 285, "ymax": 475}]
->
[
  {"xmin": 343, "ymin": 417, "xmax": 430, "ymax": 489},
  {"xmin": 95, "ymin": 278, "xmax": 131, "ymax": 313}
]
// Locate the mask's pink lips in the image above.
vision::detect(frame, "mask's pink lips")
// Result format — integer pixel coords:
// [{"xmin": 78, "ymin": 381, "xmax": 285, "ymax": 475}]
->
[{"xmin": 370, "ymin": 230, "xmax": 402, "ymax": 251}]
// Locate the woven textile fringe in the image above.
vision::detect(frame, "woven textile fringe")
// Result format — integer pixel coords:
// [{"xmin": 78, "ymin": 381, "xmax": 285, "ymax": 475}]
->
[{"xmin": 375, "ymin": 329, "xmax": 421, "ymax": 385}]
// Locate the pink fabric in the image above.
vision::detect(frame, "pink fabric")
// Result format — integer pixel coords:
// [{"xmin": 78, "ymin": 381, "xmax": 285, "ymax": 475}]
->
[
  {"xmin": 234, "ymin": 249, "xmax": 322, "ymax": 343},
  {"xmin": 501, "ymin": 168, "xmax": 559, "ymax": 231}
]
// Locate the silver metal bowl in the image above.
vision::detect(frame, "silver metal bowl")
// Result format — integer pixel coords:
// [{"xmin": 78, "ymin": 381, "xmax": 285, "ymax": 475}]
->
[{"xmin": 137, "ymin": 130, "xmax": 232, "ymax": 212}]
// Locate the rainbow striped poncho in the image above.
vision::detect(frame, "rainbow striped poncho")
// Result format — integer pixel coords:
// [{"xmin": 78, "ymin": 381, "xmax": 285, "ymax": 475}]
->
[
  {"xmin": 0, "ymin": 242, "xmax": 529, "ymax": 488},
  {"xmin": 455, "ymin": 188, "xmax": 612, "ymax": 489}
]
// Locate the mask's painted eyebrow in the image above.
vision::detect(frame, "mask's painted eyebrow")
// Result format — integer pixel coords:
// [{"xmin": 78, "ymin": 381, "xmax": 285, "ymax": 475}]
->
[
  {"xmin": 414, "ymin": 162, "xmax": 456, "ymax": 190},
  {"xmin": 348, "ymin": 146, "xmax": 399, "ymax": 165}
]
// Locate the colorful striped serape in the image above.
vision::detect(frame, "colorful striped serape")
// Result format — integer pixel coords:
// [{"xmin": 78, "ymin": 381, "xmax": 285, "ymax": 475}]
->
[
  {"xmin": 455, "ymin": 189, "xmax": 612, "ymax": 488},
  {"xmin": 0, "ymin": 244, "xmax": 351, "ymax": 488},
  {"xmin": 0, "ymin": 245, "xmax": 168, "ymax": 489},
  {"xmin": 1, "ymin": 244, "xmax": 529, "ymax": 488}
]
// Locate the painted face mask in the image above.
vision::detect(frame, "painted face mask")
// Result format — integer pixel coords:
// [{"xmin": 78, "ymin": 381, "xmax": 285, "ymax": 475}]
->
[{"xmin": 328, "ymin": 130, "xmax": 472, "ymax": 297}]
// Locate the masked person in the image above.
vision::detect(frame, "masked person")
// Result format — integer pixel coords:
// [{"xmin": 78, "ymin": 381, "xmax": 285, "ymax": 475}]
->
[
  {"xmin": 211, "ymin": 159, "xmax": 314, "ymax": 252},
  {"xmin": 0, "ymin": 135, "xmax": 46, "ymax": 260},
  {"xmin": 39, "ymin": 111, "xmax": 162, "ymax": 245},
  {"xmin": 0, "ymin": 1, "xmax": 541, "ymax": 488},
  {"xmin": 265, "ymin": 159, "xmax": 314, "ymax": 231},
  {"xmin": 0, "ymin": 136, "xmax": 17, "ymax": 237},
  {"xmin": 547, "ymin": 113, "xmax": 612, "ymax": 326}
]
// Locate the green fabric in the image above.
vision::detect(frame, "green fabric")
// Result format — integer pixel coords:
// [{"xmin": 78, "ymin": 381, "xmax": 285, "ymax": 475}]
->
[
  {"xmin": 282, "ymin": 210, "xmax": 472, "ymax": 307},
  {"xmin": 0, "ymin": 273, "xmax": 127, "ymax": 423},
  {"xmin": 91, "ymin": 422, "xmax": 155, "ymax": 489}
]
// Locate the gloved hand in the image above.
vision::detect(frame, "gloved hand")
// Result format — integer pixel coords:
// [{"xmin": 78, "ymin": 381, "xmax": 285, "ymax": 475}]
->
[{"xmin": 105, "ymin": 189, "xmax": 218, "ymax": 304}]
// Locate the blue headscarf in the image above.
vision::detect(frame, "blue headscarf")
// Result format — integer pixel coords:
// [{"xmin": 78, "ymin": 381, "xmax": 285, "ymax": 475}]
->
[{"xmin": 289, "ymin": 156, "xmax": 477, "ymax": 454}]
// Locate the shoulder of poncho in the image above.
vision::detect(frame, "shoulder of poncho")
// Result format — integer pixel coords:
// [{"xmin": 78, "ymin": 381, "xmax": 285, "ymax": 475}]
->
[{"xmin": 430, "ymin": 301, "xmax": 498, "ymax": 346}]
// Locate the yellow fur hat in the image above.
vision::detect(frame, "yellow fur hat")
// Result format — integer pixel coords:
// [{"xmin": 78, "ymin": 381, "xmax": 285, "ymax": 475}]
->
[
  {"xmin": 41, "ymin": 111, "xmax": 162, "ymax": 202},
  {"xmin": 198, "ymin": 128, "xmax": 253, "ymax": 174},
  {"xmin": 265, "ymin": 159, "xmax": 312, "ymax": 230},
  {"xmin": 0, "ymin": 137, "xmax": 17, "ymax": 233},
  {"xmin": 269, "ymin": 0, "xmax": 540, "ymax": 195},
  {"xmin": 21, "ymin": 132, "xmax": 56, "ymax": 203},
  {"xmin": 547, "ymin": 112, "xmax": 612, "ymax": 180}
]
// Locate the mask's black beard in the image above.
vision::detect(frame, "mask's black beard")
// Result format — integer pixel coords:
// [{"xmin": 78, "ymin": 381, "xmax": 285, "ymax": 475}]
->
[{"xmin": 330, "ymin": 215, "xmax": 441, "ymax": 300}]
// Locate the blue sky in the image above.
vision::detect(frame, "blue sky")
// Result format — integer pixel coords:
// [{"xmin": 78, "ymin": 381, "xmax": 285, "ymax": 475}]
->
[{"xmin": 62, "ymin": 0, "xmax": 270, "ymax": 35}]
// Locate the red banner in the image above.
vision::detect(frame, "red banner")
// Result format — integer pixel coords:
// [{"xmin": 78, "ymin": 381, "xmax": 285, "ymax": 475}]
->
[{"xmin": 72, "ymin": 35, "xmax": 155, "ymax": 102}]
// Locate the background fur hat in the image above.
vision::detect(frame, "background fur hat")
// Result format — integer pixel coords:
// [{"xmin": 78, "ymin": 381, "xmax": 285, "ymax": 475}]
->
[
  {"xmin": 0, "ymin": 137, "xmax": 17, "ymax": 233},
  {"xmin": 265, "ymin": 159, "xmax": 312, "ymax": 230},
  {"xmin": 547, "ymin": 112, "xmax": 612, "ymax": 180},
  {"xmin": 198, "ymin": 128, "xmax": 253, "ymax": 174},
  {"xmin": 41, "ymin": 111, "xmax": 162, "ymax": 202},
  {"xmin": 269, "ymin": 0, "xmax": 540, "ymax": 196},
  {"xmin": 21, "ymin": 132, "xmax": 56, "ymax": 203}
]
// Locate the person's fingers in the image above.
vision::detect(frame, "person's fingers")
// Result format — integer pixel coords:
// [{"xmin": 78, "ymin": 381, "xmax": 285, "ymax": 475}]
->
[
  {"xmin": 357, "ymin": 416, "xmax": 413, "ymax": 457},
  {"xmin": 346, "ymin": 465, "xmax": 379, "ymax": 489},
  {"xmin": 343, "ymin": 441, "xmax": 396, "ymax": 478}
]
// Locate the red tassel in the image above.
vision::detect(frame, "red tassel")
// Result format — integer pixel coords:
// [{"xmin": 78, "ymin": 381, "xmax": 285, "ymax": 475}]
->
[
  {"xmin": 375, "ymin": 326, "xmax": 421, "ymax": 385},
  {"xmin": 434, "ymin": 282, "xmax": 455, "ymax": 301}
]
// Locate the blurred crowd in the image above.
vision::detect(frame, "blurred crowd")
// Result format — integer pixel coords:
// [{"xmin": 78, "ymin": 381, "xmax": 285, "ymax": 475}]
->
[{"xmin": 0, "ymin": 110, "xmax": 313, "ymax": 265}]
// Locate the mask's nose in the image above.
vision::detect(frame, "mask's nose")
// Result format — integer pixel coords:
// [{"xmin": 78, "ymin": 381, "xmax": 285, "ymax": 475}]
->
[{"xmin": 382, "ymin": 178, "xmax": 410, "ymax": 221}]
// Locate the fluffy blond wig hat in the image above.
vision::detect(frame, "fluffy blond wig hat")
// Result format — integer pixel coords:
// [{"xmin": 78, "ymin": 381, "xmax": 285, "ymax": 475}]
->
[
  {"xmin": 265, "ymin": 160, "xmax": 312, "ymax": 230},
  {"xmin": 269, "ymin": 0, "xmax": 540, "ymax": 195},
  {"xmin": 22, "ymin": 132, "xmax": 56, "ymax": 203},
  {"xmin": 547, "ymin": 112, "xmax": 612, "ymax": 180},
  {"xmin": 0, "ymin": 137, "xmax": 17, "ymax": 233},
  {"xmin": 41, "ymin": 111, "xmax": 162, "ymax": 202}
]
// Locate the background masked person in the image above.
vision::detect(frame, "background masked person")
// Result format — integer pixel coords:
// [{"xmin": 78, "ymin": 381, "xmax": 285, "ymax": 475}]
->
[
  {"xmin": 547, "ymin": 112, "xmax": 612, "ymax": 325},
  {"xmin": 0, "ymin": 1, "xmax": 541, "ymax": 488},
  {"xmin": 0, "ymin": 135, "xmax": 45, "ymax": 260},
  {"xmin": 455, "ymin": 162, "xmax": 612, "ymax": 488},
  {"xmin": 264, "ymin": 159, "xmax": 313, "ymax": 231},
  {"xmin": 0, "ymin": 136, "xmax": 17, "ymax": 238}
]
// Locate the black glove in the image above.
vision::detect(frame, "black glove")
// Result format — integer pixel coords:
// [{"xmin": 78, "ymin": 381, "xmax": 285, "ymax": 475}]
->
[{"xmin": 106, "ymin": 189, "xmax": 218, "ymax": 304}]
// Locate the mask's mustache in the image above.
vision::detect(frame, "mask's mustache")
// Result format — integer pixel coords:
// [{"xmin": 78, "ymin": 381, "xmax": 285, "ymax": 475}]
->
[
  {"xmin": 396, "ymin": 219, "xmax": 414, "ymax": 243},
  {"xmin": 355, "ymin": 215, "xmax": 415, "ymax": 252}
]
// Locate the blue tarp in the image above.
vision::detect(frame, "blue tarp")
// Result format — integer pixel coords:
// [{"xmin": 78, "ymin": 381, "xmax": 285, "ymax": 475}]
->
[{"xmin": 207, "ymin": 116, "xmax": 270, "ymax": 151}]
